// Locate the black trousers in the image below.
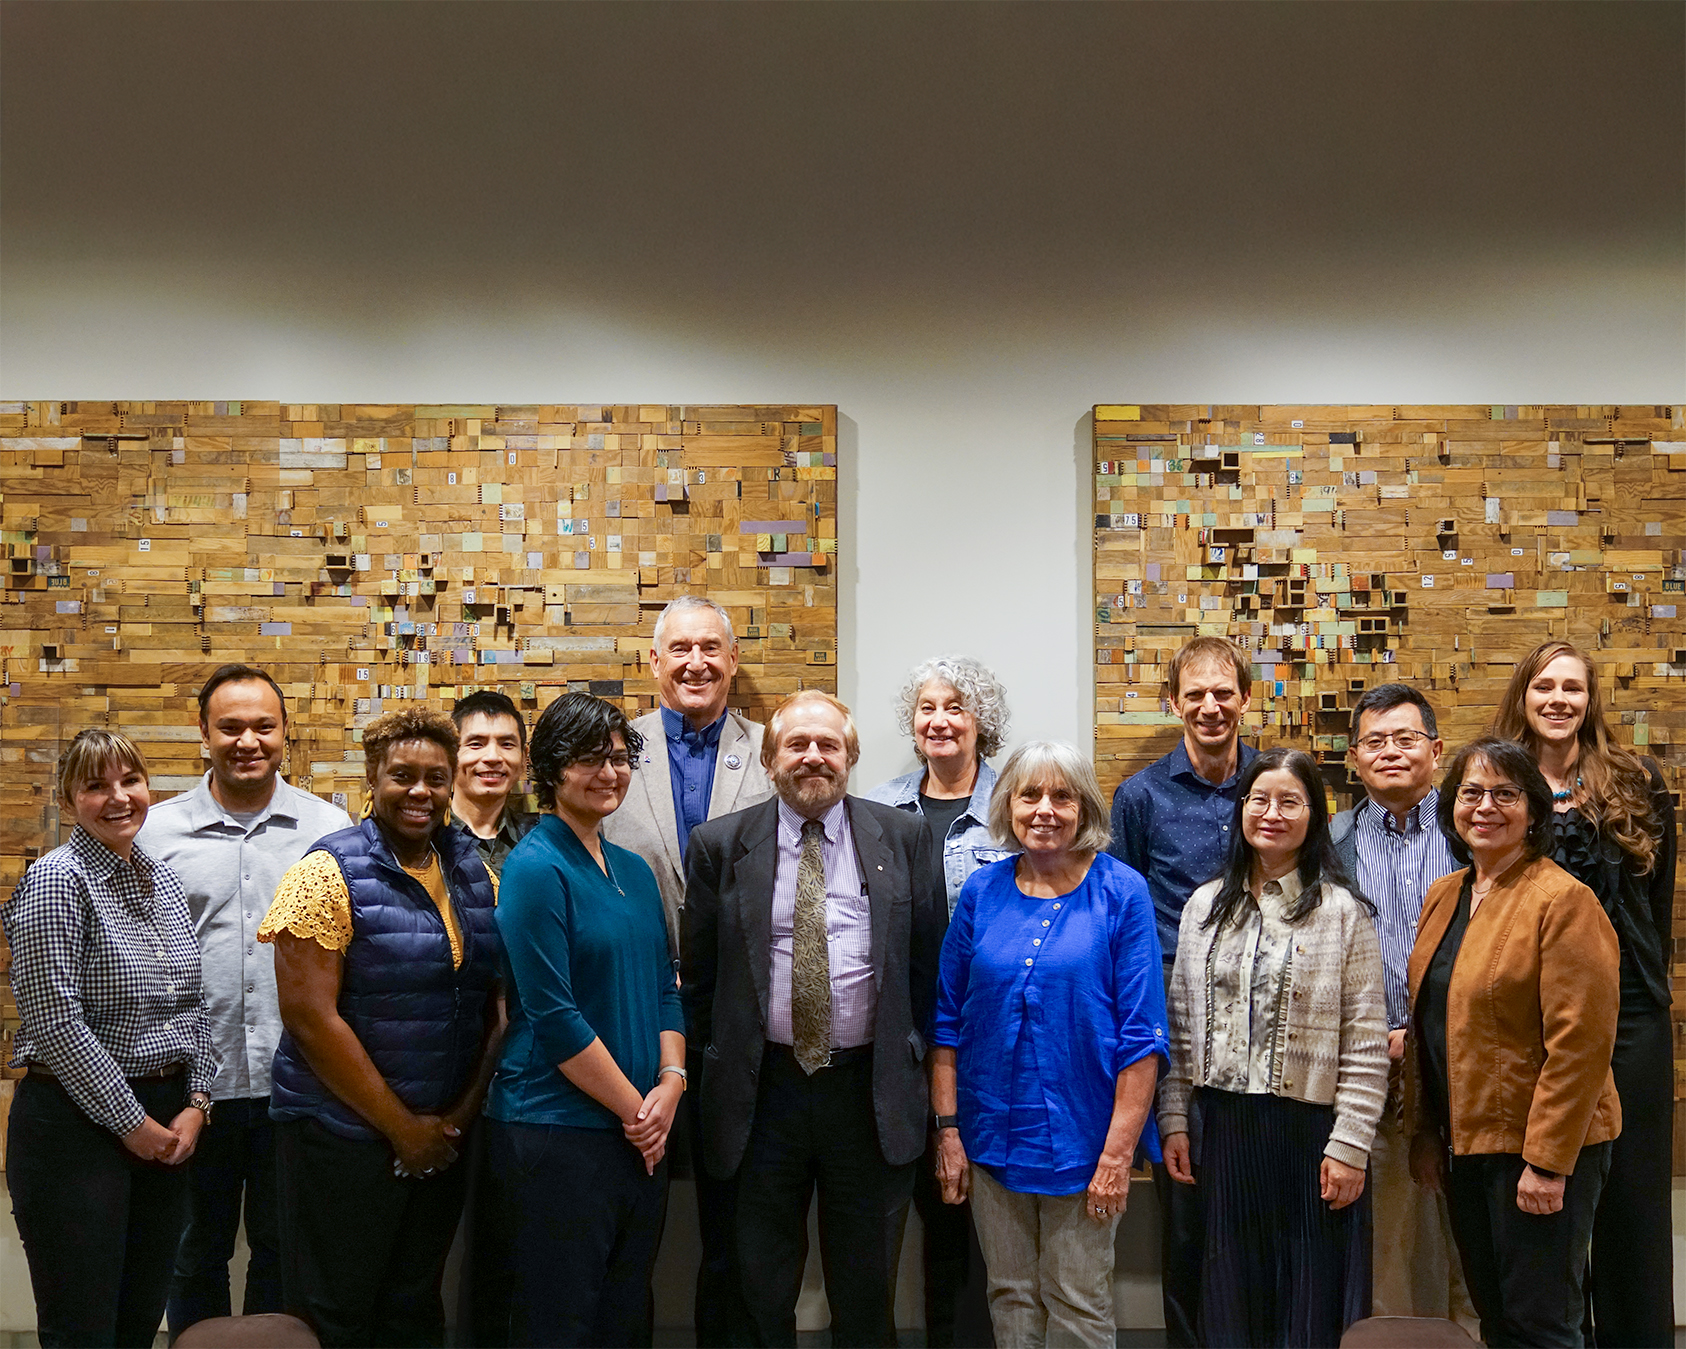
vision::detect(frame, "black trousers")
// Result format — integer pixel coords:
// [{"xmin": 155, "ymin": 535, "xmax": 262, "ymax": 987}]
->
[
  {"xmin": 453, "ymin": 1122, "xmax": 515, "ymax": 1348},
  {"xmin": 166, "ymin": 1094, "xmax": 282, "ymax": 1334},
  {"xmin": 1445, "ymin": 1143, "xmax": 1611, "ymax": 1349},
  {"xmin": 9, "ymin": 1072, "xmax": 191, "ymax": 1349},
  {"xmin": 735, "ymin": 1043, "xmax": 916, "ymax": 1349},
  {"xmin": 687, "ymin": 1044, "xmax": 759, "ymax": 1347},
  {"xmin": 1155, "ymin": 962, "xmax": 1202, "ymax": 1349},
  {"xmin": 484, "ymin": 1118, "xmax": 668, "ymax": 1349},
  {"xmin": 1585, "ymin": 997, "xmax": 1675, "ymax": 1348},
  {"xmin": 275, "ymin": 1116, "xmax": 470, "ymax": 1348},
  {"xmin": 906, "ymin": 1135, "xmax": 993, "ymax": 1349}
]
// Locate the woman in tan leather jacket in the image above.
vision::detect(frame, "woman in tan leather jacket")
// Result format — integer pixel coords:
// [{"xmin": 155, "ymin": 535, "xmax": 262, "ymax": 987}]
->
[{"xmin": 1406, "ymin": 736, "xmax": 1620, "ymax": 1349}]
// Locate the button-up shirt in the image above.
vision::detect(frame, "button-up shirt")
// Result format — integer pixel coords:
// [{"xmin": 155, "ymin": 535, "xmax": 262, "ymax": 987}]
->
[
  {"xmin": 768, "ymin": 798, "xmax": 873, "ymax": 1049},
  {"xmin": 449, "ymin": 803, "xmax": 536, "ymax": 880},
  {"xmin": 1108, "ymin": 739, "xmax": 1260, "ymax": 958},
  {"xmin": 137, "ymin": 773, "xmax": 351, "ymax": 1099},
  {"xmin": 662, "ymin": 704, "xmax": 724, "ymax": 860},
  {"xmin": 933, "ymin": 852, "xmax": 1167, "ymax": 1194},
  {"xmin": 1352, "ymin": 790, "xmax": 1459, "ymax": 1029},
  {"xmin": 1205, "ymin": 875, "xmax": 1298, "ymax": 1093},
  {"xmin": 5, "ymin": 829, "xmax": 218, "ymax": 1135}
]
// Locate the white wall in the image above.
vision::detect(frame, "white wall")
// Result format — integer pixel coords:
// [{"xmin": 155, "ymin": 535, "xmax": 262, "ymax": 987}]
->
[{"xmin": 3, "ymin": 3, "xmax": 1681, "ymax": 786}]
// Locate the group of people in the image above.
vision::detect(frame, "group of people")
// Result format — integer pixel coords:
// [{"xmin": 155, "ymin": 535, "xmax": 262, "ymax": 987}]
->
[{"xmin": 2, "ymin": 605, "xmax": 1674, "ymax": 1349}]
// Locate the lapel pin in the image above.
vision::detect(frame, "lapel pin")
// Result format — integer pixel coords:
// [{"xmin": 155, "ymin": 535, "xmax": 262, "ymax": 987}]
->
[{"xmin": 724, "ymin": 753, "xmax": 741, "ymax": 770}]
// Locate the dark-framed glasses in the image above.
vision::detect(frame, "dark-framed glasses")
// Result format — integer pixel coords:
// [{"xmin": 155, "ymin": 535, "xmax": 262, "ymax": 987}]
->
[
  {"xmin": 1354, "ymin": 730, "xmax": 1431, "ymax": 754},
  {"xmin": 1243, "ymin": 793, "xmax": 1308, "ymax": 820},
  {"xmin": 574, "ymin": 751, "xmax": 633, "ymax": 772},
  {"xmin": 1454, "ymin": 784, "xmax": 1524, "ymax": 807}
]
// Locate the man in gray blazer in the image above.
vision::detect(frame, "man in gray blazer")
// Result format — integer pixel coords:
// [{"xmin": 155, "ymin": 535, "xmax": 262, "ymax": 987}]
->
[
  {"xmin": 604, "ymin": 595, "xmax": 773, "ymax": 957},
  {"xmin": 602, "ymin": 595, "xmax": 772, "ymax": 1346},
  {"xmin": 682, "ymin": 690, "xmax": 945, "ymax": 1348}
]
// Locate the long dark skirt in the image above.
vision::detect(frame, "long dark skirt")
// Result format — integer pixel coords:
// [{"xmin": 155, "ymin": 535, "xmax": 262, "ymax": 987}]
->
[{"xmin": 1196, "ymin": 1087, "xmax": 1371, "ymax": 1349}]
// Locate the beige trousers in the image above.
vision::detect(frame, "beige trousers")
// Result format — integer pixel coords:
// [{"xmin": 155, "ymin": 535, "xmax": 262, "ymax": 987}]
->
[
  {"xmin": 1370, "ymin": 1108, "xmax": 1479, "ymax": 1335},
  {"xmin": 968, "ymin": 1164, "xmax": 1120, "ymax": 1349}
]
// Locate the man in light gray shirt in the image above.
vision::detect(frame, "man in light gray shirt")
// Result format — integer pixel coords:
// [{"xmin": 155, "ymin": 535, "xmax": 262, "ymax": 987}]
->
[{"xmin": 137, "ymin": 664, "xmax": 350, "ymax": 1335}]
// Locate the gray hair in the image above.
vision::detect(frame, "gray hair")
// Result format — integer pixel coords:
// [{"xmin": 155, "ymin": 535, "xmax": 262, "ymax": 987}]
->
[
  {"xmin": 894, "ymin": 656, "xmax": 1011, "ymax": 761},
  {"xmin": 987, "ymin": 740, "xmax": 1111, "ymax": 854},
  {"xmin": 653, "ymin": 595, "xmax": 736, "ymax": 651}
]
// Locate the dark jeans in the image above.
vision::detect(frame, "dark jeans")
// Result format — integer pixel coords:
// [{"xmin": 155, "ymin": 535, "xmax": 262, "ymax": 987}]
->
[
  {"xmin": 275, "ymin": 1116, "xmax": 471, "ymax": 1348},
  {"xmin": 735, "ymin": 1043, "xmax": 915, "ymax": 1349},
  {"xmin": 1446, "ymin": 1144, "xmax": 1611, "ymax": 1349},
  {"xmin": 1155, "ymin": 961, "xmax": 1201, "ymax": 1349},
  {"xmin": 687, "ymin": 1044, "xmax": 759, "ymax": 1347},
  {"xmin": 453, "ymin": 1122, "xmax": 514, "ymax": 1348},
  {"xmin": 485, "ymin": 1118, "xmax": 668, "ymax": 1349},
  {"xmin": 906, "ymin": 1135, "xmax": 993, "ymax": 1349},
  {"xmin": 166, "ymin": 1094, "xmax": 282, "ymax": 1334},
  {"xmin": 1585, "ymin": 998, "xmax": 1674, "ymax": 1348},
  {"xmin": 9, "ymin": 1072, "xmax": 191, "ymax": 1348}
]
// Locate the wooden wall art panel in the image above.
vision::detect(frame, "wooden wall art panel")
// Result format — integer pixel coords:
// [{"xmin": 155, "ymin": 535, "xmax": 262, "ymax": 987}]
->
[
  {"xmin": 1091, "ymin": 403, "xmax": 1686, "ymax": 1162},
  {"xmin": 0, "ymin": 401, "xmax": 837, "ymax": 1083}
]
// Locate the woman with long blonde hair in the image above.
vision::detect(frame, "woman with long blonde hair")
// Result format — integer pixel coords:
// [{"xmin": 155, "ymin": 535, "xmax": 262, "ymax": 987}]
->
[{"xmin": 1493, "ymin": 640, "xmax": 1678, "ymax": 1347}]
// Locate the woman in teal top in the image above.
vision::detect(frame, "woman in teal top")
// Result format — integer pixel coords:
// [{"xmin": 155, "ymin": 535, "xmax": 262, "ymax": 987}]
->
[{"xmin": 486, "ymin": 693, "xmax": 685, "ymax": 1348}]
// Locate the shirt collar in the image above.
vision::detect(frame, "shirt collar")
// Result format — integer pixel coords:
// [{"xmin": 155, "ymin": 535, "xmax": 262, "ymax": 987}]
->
[
  {"xmin": 778, "ymin": 796, "xmax": 847, "ymax": 847},
  {"xmin": 1252, "ymin": 868, "xmax": 1305, "ymax": 910},
  {"xmin": 1360, "ymin": 787, "xmax": 1438, "ymax": 835},
  {"xmin": 450, "ymin": 803, "xmax": 524, "ymax": 844},
  {"xmin": 661, "ymin": 703, "xmax": 726, "ymax": 749},
  {"xmin": 69, "ymin": 826, "xmax": 154, "ymax": 883},
  {"xmin": 183, "ymin": 771, "xmax": 299, "ymax": 832},
  {"xmin": 1168, "ymin": 737, "xmax": 1249, "ymax": 790}
]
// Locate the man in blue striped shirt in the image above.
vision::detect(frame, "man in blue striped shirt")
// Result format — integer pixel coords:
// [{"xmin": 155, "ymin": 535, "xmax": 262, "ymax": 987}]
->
[{"xmin": 1331, "ymin": 683, "xmax": 1474, "ymax": 1332}]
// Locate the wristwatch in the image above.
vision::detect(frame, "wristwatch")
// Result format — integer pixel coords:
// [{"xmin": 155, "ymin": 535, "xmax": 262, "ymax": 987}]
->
[
  {"xmin": 659, "ymin": 1065, "xmax": 688, "ymax": 1091},
  {"xmin": 932, "ymin": 1113, "xmax": 960, "ymax": 1133},
  {"xmin": 188, "ymin": 1092, "xmax": 214, "ymax": 1123}
]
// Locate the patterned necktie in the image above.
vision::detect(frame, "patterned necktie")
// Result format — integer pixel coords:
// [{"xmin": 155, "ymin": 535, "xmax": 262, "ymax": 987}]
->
[{"xmin": 792, "ymin": 817, "xmax": 832, "ymax": 1075}]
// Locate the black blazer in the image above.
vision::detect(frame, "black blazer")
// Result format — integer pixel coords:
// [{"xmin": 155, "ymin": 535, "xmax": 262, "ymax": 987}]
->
[{"xmin": 680, "ymin": 794, "xmax": 946, "ymax": 1180}]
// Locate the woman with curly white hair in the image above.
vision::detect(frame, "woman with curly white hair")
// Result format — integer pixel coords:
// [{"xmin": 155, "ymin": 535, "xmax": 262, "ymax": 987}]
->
[{"xmin": 867, "ymin": 654, "xmax": 1012, "ymax": 1347}]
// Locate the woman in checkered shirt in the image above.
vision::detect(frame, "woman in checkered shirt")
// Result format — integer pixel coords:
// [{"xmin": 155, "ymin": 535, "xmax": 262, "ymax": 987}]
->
[{"xmin": 4, "ymin": 728, "xmax": 218, "ymax": 1347}]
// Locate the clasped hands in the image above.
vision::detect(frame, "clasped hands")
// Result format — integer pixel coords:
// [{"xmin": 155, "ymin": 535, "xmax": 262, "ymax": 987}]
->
[
  {"xmin": 623, "ymin": 1075, "xmax": 684, "ymax": 1175},
  {"xmin": 121, "ymin": 1107, "xmax": 205, "ymax": 1165}
]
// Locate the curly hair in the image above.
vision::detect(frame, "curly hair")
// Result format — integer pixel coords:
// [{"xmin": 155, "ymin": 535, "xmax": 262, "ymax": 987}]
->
[
  {"xmin": 1491, "ymin": 641, "xmax": 1661, "ymax": 873},
  {"xmin": 893, "ymin": 656, "xmax": 1011, "ymax": 762},
  {"xmin": 528, "ymin": 692, "xmax": 645, "ymax": 812},
  {"xmin": 363, "ymin": 708, "xmax": 459, "ymax": 782}
]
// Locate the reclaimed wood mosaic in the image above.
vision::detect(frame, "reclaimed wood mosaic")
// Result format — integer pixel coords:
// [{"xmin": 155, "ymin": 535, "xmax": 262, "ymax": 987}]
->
[
  {"xmin": 1092, "ymin": 403, "xmax": 1686, "ymax": 1162},
  {"xmin": 0, "ymin": 401, "xmax": 838, "ymax": 1086}
]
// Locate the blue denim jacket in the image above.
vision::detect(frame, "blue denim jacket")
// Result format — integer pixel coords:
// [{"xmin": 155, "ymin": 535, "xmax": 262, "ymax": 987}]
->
[{"xmin": 864, "ymin": 760, "xmax": 1015, "ymax": 917}]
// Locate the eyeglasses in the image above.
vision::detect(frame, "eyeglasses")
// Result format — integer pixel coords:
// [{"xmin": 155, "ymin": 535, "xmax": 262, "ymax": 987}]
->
[
  {"xmin": 1354, "ymin": 730, "xmax": 1432, "ymax": 755},
  {"xmin": 1243, "ymin": 793, "xmax": 1308, "ymax": 820},
  {"xmin": 1454, "ymin": 784, "xmax": 1524, "ymax": 807},
  {"xmin": 573, "ymin": 752, "xmax": 633, "ymax": 772}
]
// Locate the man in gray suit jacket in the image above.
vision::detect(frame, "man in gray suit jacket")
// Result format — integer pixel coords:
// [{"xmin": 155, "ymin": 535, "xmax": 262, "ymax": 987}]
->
[
  {"xmin": 682, "ymin": 691, "xmax": 946, "ymax": 1348},
  {"xmin": 604, "ymin": 596, "xmax": 774, "ymax": 957},
  {"xmin": 601, "ymin": 595, "xmax": 773, "ymax": 1346}
]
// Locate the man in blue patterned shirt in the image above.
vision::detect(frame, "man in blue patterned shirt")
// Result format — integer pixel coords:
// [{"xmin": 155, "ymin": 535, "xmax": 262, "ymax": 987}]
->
[
  {"xmin": 1331, "ymin": 683, "xmax": 1474, "ymax": 1332},
  {"xmin": 1107, "ymin": 636, "xmax": 1257, "ymax": 1349}
]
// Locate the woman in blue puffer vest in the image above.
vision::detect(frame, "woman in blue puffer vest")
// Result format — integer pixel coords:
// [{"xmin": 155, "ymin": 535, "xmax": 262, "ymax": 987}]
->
[{"xmin": 260, "ymin": 708, "xmax": 503, "ymax": 1348}]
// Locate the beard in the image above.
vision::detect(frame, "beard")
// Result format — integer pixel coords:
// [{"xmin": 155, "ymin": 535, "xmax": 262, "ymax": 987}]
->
[{"xmin": 773, "ymin": 761, "xmax": 848, "ymax": 816}]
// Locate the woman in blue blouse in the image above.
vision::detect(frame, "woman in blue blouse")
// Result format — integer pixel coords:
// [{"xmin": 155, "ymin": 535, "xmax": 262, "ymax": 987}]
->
[
  {"xmin": 930, "ymin": 740, "xmax": 1167, "ymax": 1349},
  {"xmin": 486, "ymin": 693, "xmax": 685, "ymax": 1348}
]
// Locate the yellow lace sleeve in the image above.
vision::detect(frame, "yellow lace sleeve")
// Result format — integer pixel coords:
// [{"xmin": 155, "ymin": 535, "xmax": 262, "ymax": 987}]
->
[{"xmin": 257, "ymin": 850, "xmax": 353, "ymax": 953}]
